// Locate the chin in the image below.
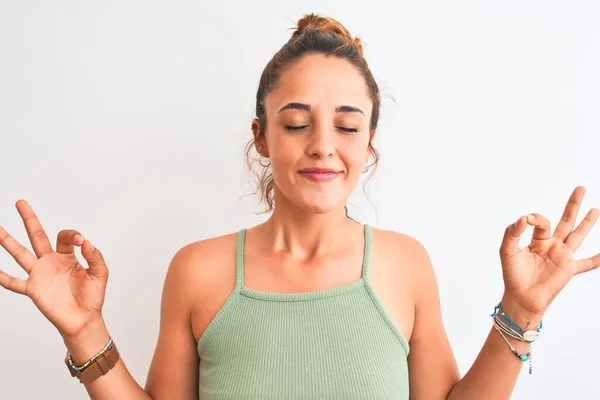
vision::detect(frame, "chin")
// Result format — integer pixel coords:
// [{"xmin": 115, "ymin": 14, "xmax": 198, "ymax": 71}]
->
[
  {"xmin": 273, "ymin": 184, "xmax": 349, "ymax": 215},
  {"xmin": 296, "ymin": 197, "xmax": 344, "ymax": 215}
]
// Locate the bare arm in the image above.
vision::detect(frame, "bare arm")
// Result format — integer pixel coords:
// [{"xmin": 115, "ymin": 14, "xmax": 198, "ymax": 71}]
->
[
  {"xmin": 408, "ymin": 188, "xmax": 600, "ymax": 399},
  {"xmin": 404, "ymin": 237, "xmax": 460, "ymax": 399},
  {"xmin": 145, "ymin": 244, "xmax": 200, "ymax": 399},
  {"xmin": 446, "ymin": 298, "xmax": 540, "ymax": 399},
  {"xmin": 63, "ymin": 245, "xmax": 200, "ymax": 399},
  {"xmin": 0, "ymin": 201, "xmax": 202, "ymax": 399},
  {"xmin": 63, "ymin": 318, "xmax": 152, "ymax": 400},
  {"xmin": 406, "ymin": 237, "xmax": 539, "ymax": 399}
]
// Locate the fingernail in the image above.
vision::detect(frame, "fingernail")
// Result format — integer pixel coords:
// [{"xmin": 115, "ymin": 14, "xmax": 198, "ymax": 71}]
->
[
  {"xmin": 89, "ymin": 242, "xmax": 95, "ymax": 252},
  {"xmin": 527, "ymin": 214, "xmax": 535, "ymax": 221},
  {"xmin": 74, "ymin": 234, "xmax": 84, "ymax": 243}
]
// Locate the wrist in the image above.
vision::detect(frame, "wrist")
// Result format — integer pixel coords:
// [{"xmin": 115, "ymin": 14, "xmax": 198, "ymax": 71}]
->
[
  {"xmin": 499, "ymin": 295, "xmax": 544, "ymax": 332},
  {"xmin": 62, "ymin": 317, "xmax": 111, "ymax": 364}
]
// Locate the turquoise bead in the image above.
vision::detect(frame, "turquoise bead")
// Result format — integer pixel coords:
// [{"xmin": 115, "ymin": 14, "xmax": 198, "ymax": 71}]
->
[{"xmin": 520, "ymin": 355, "xmax": 528, "ymax": 362}]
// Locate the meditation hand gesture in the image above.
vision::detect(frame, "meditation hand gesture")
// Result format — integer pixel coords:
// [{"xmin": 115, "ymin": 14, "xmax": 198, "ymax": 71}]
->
[
  {"xmin": 499, "ymin": 186, "xmax": 600, "ymax": 322},
  {"xmin": 0, "ymin": 200, "xmax": 109, "ymax": 341}
]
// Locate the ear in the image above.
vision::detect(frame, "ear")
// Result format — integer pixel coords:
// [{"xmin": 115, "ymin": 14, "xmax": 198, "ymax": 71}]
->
[
  {"xmin": 366, "ymin": 129, "xmax": 376, "ymax": 162},
  {"xmin": 369, "ymin": 129, "xmax": 377, "ymax": 142},
  {"xmin": 251, "ymin": 119, "xmax": 269, "ymax": 157}
]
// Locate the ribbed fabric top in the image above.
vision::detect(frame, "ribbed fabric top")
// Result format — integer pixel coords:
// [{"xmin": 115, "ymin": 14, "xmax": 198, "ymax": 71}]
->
[{"xmin": 197, "ymin": 224, "xmax": 410, "ymax": 399}]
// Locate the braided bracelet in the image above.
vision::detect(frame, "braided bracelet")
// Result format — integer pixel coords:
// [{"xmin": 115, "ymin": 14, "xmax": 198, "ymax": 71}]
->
[
  {"xmin": 491, "ymin": 302, "xmax": 543, "ymax": 337},
  {"xmin": 493, "ymin": 321, "xmax": 531, "ymax": 361},
  {"xmin": 490, "ymin": 302, "xmax": 542, "ymax": 374}
]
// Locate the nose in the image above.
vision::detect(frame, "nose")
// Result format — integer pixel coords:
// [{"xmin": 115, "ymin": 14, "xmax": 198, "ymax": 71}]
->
[{"xmin": 306, "ymin": 125, "xmax": 336, "ymax": 159}]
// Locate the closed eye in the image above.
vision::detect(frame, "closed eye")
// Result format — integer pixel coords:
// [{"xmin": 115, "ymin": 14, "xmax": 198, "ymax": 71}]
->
[
  {"xmin": 284, "ymin": 125, "xmax": 359, "ymax": 134},
  {"xmin": 337, "ymin": 126, "xmax": 359, "ymax": 134},
  {"xmin": 284, "ymin": 125, "xmax": 309, "ymax": 131}
]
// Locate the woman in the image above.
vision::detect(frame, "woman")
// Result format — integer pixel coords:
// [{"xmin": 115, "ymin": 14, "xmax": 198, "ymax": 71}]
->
[{"xmin": 0, "ymin": 13, "xmax": 598, "ymax": 400}]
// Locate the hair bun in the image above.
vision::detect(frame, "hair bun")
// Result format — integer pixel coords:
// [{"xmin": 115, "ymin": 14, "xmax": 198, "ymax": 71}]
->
[{"xmin": 291, "ymin": 13, "xmax": 364, "ymax": 57}]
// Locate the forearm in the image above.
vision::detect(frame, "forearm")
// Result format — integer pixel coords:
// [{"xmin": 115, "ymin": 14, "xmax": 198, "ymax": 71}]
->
[
  {"xmin": 447, "ymin": 297, "xmax": 542, "ymax": 400},
  {"xmin": 62, "ymin": 317, "xmax": 152, "ymax": 400}
]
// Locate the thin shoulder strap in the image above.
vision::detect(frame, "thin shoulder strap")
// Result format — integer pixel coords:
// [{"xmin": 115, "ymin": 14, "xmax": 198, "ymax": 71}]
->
[
  {"xmin": 234, "ymin": 228, "xmax": 247, "ymax": 290},
  {"xmin": 361, "ymin": 224, "xmax": 373, "ymax": 280}
]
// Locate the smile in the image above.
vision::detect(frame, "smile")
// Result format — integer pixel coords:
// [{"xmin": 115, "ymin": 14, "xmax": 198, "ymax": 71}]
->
[{"xmin": 299, "ymin": 168, "xmax": 342, "ymax": 182}]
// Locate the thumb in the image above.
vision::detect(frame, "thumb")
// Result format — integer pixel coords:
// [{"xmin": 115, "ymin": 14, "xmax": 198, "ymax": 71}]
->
[{"xmin": 80, "ymin": 239, "xmax": 109, "ymax": 280}]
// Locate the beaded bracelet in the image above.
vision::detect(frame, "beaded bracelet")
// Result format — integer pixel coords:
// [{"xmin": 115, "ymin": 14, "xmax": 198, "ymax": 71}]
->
[
  {"xmin": 491, "ymin": 302, "xmax": 543, "ymax": 335},
  {"xmin": 66, "ymin": 337, "xmax": 114, "ymax": 372},
  {"xmin": 490, "ymin": 302, "xmax": 542, "ymax": 374},
  {"xmin": 493, "ymin": 321, "xmax": 531, "ymax": 362}
]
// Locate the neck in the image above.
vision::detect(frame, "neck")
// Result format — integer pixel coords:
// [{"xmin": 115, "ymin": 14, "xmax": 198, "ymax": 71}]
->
[{"xmin": 257, "ymin": 194, "xmax": 361, "ymax": 261}]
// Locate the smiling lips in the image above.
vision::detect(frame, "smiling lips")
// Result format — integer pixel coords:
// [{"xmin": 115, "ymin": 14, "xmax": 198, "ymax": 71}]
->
[{"xmin": 299, "ymin": 168, "xmax": 342, "ymax": 182}]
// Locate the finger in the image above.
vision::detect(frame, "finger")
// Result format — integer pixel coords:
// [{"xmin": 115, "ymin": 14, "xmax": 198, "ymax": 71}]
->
[
  {"xmin": 15, "ymin": 200, "xmax": 54, "ymax": 258},
  {"xmin": 575, "ymin": 252, "xmax": 600, "ymax": 274},
  {"xmin": 0, "ymin": 225, "xmax": 37, "ymax": 274},
  {"xmin": 0, "ymin": 268, "xmax": 27, "ymax": 295},
  {"xmin": 553, "ymin": 186, "xmax": 586, "ymax": 241},
  {"xmin": 56, "ymin": 230, "xmax": 85, "ymax": 254},
  {"xmin": 499, "ymin": 215, "xmax": 527, "ymax": 258},
  {"xmin": 565, "ymin": 208, "xmax": 599, "ymax": 252},
  {"xmin": 80, "ymin": 240, "xmax": 109, "ymax": 280},
  {"xmin": 526, "ymin": 213, "xmax": 552, "ymax": 240}
]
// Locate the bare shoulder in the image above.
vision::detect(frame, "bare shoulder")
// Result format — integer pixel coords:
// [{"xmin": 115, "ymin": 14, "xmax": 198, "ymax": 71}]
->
[
  {"xmin": 164, "ymin": 231, "xmax": 242, "ymax": 344},
  {"xmin": 145, "ymin": 231, "xmax": 239, "ymax": 398},
  {"xmin": 167, "ymin": 231, "xmax": 239, "ymax": 307},
  {"xmin": 369, "ymin": 227, "xmax": 437, "ymax": 311},
  {"xmin": 362, "ymin": 228, "xmax": 433, "ymax": 342},
  {"xmin": 369, "ymin": 232, "xmax": 459, "ymax": 398},
  {"xmin": 170, "ymin": 232, "xmax": 238, "ymax": 275},
  {"xmin": 371, "ymin": 227, "xmax": 432, "ymax": 268}
]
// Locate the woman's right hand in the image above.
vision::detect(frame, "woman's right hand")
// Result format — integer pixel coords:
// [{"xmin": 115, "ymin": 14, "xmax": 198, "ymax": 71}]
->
[{"xmin": 0, "ymin": 200, "xmax": 110, "ymax": 341}]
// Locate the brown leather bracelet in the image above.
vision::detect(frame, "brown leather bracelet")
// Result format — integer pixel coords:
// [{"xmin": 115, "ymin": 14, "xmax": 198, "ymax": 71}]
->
[{"xmin": 64, "ymin": 342, "xmax": 120, "ymax": 384}]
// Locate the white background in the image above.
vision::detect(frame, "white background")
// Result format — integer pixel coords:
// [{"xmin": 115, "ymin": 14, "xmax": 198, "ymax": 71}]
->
[{"xmin": 1, "ymin": 1, "xmax": 599, "ymax": 399}]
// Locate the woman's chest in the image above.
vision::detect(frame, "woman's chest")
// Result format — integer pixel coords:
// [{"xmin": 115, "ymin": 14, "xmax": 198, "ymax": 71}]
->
[{"xmin": 191, "ymin": 248, "xmax": 415, "ymax": 346}]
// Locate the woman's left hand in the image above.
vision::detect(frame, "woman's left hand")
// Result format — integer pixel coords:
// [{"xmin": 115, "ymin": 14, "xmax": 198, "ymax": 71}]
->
[{"xmin": 499, "ymin": 185, "xmax": 600, "ymax": 322}]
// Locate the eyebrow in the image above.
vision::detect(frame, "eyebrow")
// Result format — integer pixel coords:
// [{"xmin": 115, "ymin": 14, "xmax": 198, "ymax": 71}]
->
[{"xmin": 277, "ymin": 102, "xmax": 365, "ymax": 117}]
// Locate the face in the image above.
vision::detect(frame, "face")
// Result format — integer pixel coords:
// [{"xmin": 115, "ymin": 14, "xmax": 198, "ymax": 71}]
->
[{"xmin": 254, "ymin": 53, "xmax": 375, "ymax": 214}]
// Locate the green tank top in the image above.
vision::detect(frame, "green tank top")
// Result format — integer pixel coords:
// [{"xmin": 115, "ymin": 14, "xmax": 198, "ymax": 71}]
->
[{"xmin": 197, "ymin": 224, "xmax": 410, "ymax": 399}]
